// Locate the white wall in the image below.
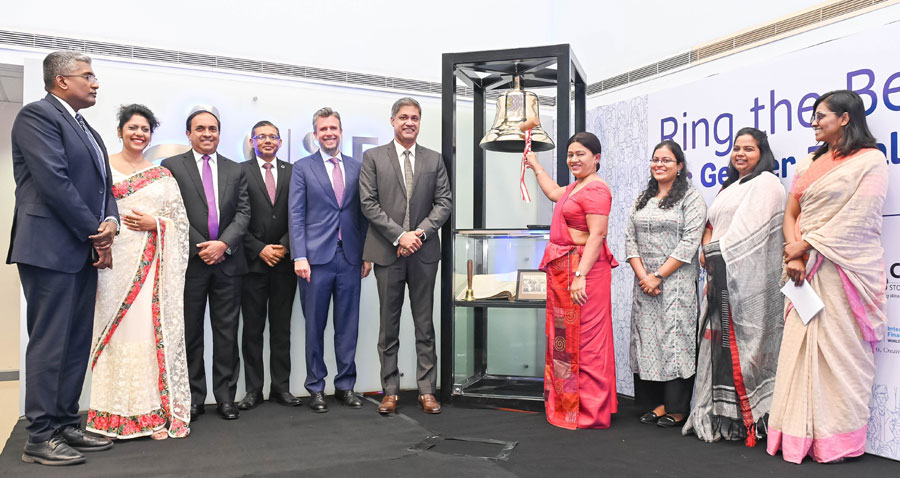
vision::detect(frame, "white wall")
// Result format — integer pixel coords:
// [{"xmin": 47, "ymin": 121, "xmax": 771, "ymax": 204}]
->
[{"xmin": 0, "ymin": 0, "xmax": 825, "ymax": 83}]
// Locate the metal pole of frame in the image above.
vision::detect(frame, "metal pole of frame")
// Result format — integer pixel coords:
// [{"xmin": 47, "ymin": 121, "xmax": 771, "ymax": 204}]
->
[
  {"xmin": 440, "ymin": 55, "xmax": 456, "ymax": 402},
  {"xmin": 556, "ymin": 49, "xmax": 571, "ymax": 187}
]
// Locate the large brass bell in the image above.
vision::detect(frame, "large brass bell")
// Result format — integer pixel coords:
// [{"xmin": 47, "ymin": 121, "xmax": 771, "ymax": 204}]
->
[{"xmin": 479, "ymin": 76, "xmax": 554, "ymax": 153}]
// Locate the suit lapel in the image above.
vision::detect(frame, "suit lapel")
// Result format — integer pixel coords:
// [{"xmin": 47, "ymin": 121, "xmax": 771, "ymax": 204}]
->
[
  {"xmin": 386, "ymin": 144, "xmax": 407, "ymax": 199},
  {"xmin": 217, "ymin": 156, "xmax": 229, "ymax": 206},
  {"xmin": 247, "ymin": 157, "xmax": 268, "ymax": 203},
  {"xmin": 273, "ymin": 159, "xmax": 289, "ymax": 206},
  {"xmin": 45, "ymin": 95, "xmax": 105, "ymax": 178},
  {"xmin": 412, "ymin": 144, "xmax": 428, "ymax": 194},
  {"xmin": 182, "ymin": 152, "xmax": 208, "ymax": 208},
  {"xmin": 310, "ymin": 152, "xmax": 339, "ymax": 208}
]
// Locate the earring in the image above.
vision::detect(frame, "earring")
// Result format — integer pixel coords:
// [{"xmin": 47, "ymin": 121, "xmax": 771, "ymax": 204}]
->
[{"xmin": 677, "ymin": 170, "xmax": 681, "ymax": 176}]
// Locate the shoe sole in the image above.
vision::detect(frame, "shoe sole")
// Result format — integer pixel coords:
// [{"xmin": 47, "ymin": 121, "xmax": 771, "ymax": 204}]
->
[
  {"xmin": 22, "ymin": 454, "xmax": 86, "ymax": 466},
  {"xmin": 312, "ymin": 407, "xmax": 329, "ymax": 413},
  {"xmin": 70, "ymin": 443, "xmax": 113, "ymax": 452}
]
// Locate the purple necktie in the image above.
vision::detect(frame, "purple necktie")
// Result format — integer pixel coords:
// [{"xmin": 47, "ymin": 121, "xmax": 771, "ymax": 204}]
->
[
  {"xmin": 202, "ymin": 155, "xmax": 219, "ymax": 240},
  {"xmin": 329, "ymin": 157, "xmax": 344, "ymax": 240},
  {"xmin": 263, "ymin": 162, "xmax": 276, "ymax": 204}
]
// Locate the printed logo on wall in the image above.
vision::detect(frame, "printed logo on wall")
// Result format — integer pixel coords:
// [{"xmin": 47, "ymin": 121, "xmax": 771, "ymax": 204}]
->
[{"xmin": 590, "ymin": 19, "xmax": 900, "ymax": 461}]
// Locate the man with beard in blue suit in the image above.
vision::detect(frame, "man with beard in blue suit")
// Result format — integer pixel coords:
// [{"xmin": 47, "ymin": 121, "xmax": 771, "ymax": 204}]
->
[{"xmin": 290, "ymin": 107, "xmax": 370, "ymax": 413}]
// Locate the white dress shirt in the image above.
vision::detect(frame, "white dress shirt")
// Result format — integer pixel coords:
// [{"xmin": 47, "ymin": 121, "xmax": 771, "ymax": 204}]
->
[
  {"xmin": 392, "ymin": 140, "xmax": 424, "ymax": 244},
  {"xmin": 321, "ymin": 151, "xmax": 345, "ymax": 186},
  {"xmin": 193, "ymin": 150, "xmax": 220, "ymax": 221}
]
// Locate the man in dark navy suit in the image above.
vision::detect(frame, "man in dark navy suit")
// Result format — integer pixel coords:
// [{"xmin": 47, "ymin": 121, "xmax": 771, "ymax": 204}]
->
[
  {"xmin": 237, "ymin": 121, "xmax": 301, "ymax": 410},
  {"xmin": 161, "ymin": 107, "xmax": 250, "ymax": 421},
  {"xmin": 8, "ymin": 51, "xmax": 119, "ymax": 465},
  {"xmin": 290, "ymin": 107, "xmax": 370, "ymax": 413}
]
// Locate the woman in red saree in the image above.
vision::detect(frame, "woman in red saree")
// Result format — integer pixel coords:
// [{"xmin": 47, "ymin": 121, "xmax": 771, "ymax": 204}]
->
[
  {"xmin": 768, "ymin": 90, "xmax": 889, "ymax": 463},
  {"xmin": 87, "ymin": 105, "xmax": 191, "ymax": 440},
  {"xmin": 525, "ymin": 132, "xmax": 618, "ymax": 429}
]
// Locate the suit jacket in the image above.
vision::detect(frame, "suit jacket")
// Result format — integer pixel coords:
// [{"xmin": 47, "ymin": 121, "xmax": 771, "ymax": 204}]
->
[
  {"xmin": 242, "ymin": 158, "xmax": 292, "ymax": 274},
  {"xmin": 289, "ymin": 151, "xmax": 367, "ymax": 266},
  {"xmin": 359, "ymin": 142, "xmax": 451, "ymax": 266},
  {"xmin": 7, "ymin": 94, "xmax": 119, "ymax": 273},
  {"xmin": 161, "ymin": 151, "xmax": 250, "ymax": 276}
]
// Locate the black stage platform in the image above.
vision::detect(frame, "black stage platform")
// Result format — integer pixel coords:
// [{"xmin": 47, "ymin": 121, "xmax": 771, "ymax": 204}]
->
[{"xmin": 2, "ymin": 392, "xmax": 897, "ymax": 477}]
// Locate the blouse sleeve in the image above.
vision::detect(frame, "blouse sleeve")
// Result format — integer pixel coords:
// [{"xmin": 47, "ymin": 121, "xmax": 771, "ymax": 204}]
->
[
  {"xmin": 669, "ymin": 187, "xmax": 707, "ymax": 264},
  {"xmin": 624, "ymin": 202, "xmax": 640, "ymax": 260},
  {"xmin": 576, "ymin": 181, "xmax": 612, "ymax": 215}
]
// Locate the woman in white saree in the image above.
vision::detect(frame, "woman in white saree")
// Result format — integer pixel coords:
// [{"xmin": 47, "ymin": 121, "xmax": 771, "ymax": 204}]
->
[
  {"xmin": 683, "ymin": 127, "xmax": 785, "ymax": 447},
  {"xmin": 86, "ymin": 105, "xmax": 191, "ymax": 440},
  {"xmin": 768, "ymin": 90, "xmax": 889, "ymax": 463}
]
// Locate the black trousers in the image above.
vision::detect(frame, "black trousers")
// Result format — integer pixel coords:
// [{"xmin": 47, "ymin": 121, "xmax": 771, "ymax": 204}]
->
[
  {"xmin": 19, "ymin": 262, "xmax": 97, "ymax": 442},
  {"xmin": 373, "ymin": 255, "xmax": 439, "ymax": 395},
  {"xmin": 240, "ymin": 264, "xmax": 295, "ymax": 395},
  {"xmin": 184, "ymin": 257, "xmax": 242, "ymax": 405},
  {"xmin": 633, "ymin": 374, "xmax": 695, "ymax": 415}
]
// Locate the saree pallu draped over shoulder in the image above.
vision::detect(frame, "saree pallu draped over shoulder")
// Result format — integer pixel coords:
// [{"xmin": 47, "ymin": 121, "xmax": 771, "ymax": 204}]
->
[
  {"xmin": 87, "ymin": 166, "xmax": 192, "ymax": 439},
  {"xmin": 767, "ymin": 149, "xmax": 889, "ymax": 464},
  {"xmin": 541, "ymin": 181, "xmax": 618, "ymax": 429}
]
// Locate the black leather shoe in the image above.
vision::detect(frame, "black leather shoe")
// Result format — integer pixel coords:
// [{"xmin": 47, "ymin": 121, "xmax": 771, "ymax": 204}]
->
[
  {"xmin": 308, "ymin": 392, "xmax": 328, "ymax": 413},
  {"xmin": 59, "ymin": 426, "xmax": 112, "ymax": 452},
  {"xmin": 190, "ymin": 404, "xmax": 205, "ymax": 421},
  {"xmin": 639, "ymin": 411, "xmax": 660, "ymax": 424},
  {"xmin": 22, "ymin": 436, "xmax": 85, "ymax": 465},
  {"xmin": 335, "ymin": 389, "xmax": 363, "ymax": 408},
  {"xmin": 657, "ymin": 414, "xmax": 685, "ymax": 428},
  {"xmin": 238, "ymin": 391, "xmax": 262, "ymax": 410},
  {"xmin": 270, "ymin": 391, "xmax": 302, "ymax": 407},
  {"xmin": 217, "ymin": 402, "xmax": 240, "ymax": 420}
]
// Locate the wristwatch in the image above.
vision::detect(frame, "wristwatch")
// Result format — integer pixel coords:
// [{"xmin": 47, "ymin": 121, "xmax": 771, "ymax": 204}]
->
[
  {"xmin": 653, "ymin": 270, "xmax": 662, "ymax": 279},
  {"xmin": 573, "ymin": 270, "xmax": 583, "ymax": 278}
]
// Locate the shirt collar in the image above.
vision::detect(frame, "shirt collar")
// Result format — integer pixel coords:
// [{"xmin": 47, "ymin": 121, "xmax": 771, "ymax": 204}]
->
[
  {"xmin": 257, "ymin": 157, "xmax": 278, "ymax": 168},
  {"xmin": 192, "ymin": 149, "xmax": 217, "ymax": 163},
  {"xmin": 393, "ymin": 140, "xmax": 416, "ymax": 160},
  {"xmin": 321, "ymin": 151, "xmax": 343, "ymax": 163},
  {"xmin": 50, "ymin": 93, "xmax": 77, "ymax": 118}
]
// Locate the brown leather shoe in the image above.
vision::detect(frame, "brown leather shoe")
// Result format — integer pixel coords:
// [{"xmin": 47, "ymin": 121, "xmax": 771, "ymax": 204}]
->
[
  {"xmin": 418, "ymin": 394, "xmax": 441, "ymax": 414},
  {"xmin": 378, "ymin": 395, "xmax": 398, "ymax": 415}
]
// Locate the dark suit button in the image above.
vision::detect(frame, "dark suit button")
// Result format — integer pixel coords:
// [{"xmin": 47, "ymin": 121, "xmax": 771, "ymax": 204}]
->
[
  {"xmin": 98, "ymin": 189, "xmax": 103, "ymax": 194},
  {"xmin": 272, "ymin": 215, "xmax": 276, "ymax": 219}
]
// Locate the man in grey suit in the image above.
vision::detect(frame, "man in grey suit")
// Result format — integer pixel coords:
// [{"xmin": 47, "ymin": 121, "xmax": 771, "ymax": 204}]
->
[
  {"xmin": 161, "ymin": 107, "xmax": 250, "ymax": 421},
  {"xmin": 359, "ymin": 97, "xmax": 451, "ymax": 415}
]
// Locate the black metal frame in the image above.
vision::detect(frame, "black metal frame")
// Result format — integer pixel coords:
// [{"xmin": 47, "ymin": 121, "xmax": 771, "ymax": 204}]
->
[{"xmin": 439, "ymin": 45, "xmax": 586, "ymax": 406}]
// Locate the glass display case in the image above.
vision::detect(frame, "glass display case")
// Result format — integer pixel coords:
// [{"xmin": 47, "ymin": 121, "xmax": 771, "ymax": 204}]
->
[
  {"xmin": 450, "ymin": 230, "xmax": 549, "ymax": 408},
  {"xmin": 439, "ymin": 45, "xmax": 586, "ymax": 409}
]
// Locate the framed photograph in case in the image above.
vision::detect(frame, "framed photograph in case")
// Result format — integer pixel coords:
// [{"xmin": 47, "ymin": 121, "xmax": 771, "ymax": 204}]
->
[{"xmin": 516, "ymin": 269, "xmax": 547, "ymax": 301}]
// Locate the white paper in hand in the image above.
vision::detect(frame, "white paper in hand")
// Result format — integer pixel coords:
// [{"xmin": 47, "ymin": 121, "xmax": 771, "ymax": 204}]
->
[{"xmin": 780, "ymin": 280, "xmax": 825, "ymax": 325}]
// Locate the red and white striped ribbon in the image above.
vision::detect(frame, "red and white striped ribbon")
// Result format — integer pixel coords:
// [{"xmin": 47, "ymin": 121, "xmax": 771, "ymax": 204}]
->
[{"xmin": 520, "ymin": 129, "xmax": 533, "ymax": 203}]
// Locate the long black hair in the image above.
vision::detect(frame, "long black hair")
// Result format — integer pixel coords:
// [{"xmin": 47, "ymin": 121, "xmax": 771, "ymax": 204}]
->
[
  {"xmin": 811, "ymin": 90, "xmax": 877, "ymax": 160},
  {"xmin": 635, "ymin": 140, "xmax": 689, "ymax": 210},
  {"xmin": 721, "ymin": 127, "xmax": 777, "ymax": 189}
]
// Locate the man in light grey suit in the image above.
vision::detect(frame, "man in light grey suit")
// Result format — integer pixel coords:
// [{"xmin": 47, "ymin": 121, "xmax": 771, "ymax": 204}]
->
[{"xmin": 359, "ymin": 97, "xmax": 451, "ymax": 415}]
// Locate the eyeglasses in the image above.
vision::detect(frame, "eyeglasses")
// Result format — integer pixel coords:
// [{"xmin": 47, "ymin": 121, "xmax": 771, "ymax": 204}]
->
[
  {"xmin": 810, "ymin": 111, "xmax": 838, "ymax": 123},
  {"xmin": 252, "ymin": 134, "xmax": 281, "ymax": 142},
  {"xmin": 650, "ymin": 158, "xmax": 675, "ymax": 165},
  {"xmin": 60, "ymin": 74, "xmax": 99, "ymax": 84}
]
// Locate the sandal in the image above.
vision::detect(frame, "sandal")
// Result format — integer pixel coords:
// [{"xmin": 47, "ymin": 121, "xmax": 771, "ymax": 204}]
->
[
  {"xmin": 657, "ymin": 414, "xmax": 686, "ymax": 428},
  {"xmin": 151, "ymin": 429, "xmax": 169, "ymax": 441},
  {"xmin": 639, "ymin": 411, "xmax": 660, "ymax": 424}
]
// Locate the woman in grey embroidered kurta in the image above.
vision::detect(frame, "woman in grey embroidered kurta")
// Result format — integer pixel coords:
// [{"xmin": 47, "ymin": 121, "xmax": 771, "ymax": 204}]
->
[{"xmin": 625, "ymin": 140, "xmax": 706, "ymax": 428}]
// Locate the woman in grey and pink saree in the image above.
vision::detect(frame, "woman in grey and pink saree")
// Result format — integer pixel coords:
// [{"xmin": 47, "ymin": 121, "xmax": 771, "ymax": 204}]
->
[{"xmin": 767, "ymin": 90, "xmax": 889, "ymax": 464}]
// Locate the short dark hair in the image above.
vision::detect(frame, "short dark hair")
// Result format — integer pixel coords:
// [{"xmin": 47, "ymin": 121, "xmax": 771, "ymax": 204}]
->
[
  {"xmin": 251, "ymin": 120, "xmax": 280, "ymax": 137},
  {"xmin": 117, "ymin": 104, "xmax": 160, "ymax": 133},
  {"xmin": 43, "ymin": 51, "xmax": 91, "ymax": 91},
  {"xmin": 722, "ymin": 127, "xmax": 777, "ymax": 189},
  {"xmin": 391, "ymin": 97, "xmax": 421, "ymax": 117},
  {"xmin": 312, "ymin": 107, "xmax": 342, "ymax": 130},
  {"xmin": 811, "ymin": 90, "xmax": 877, "ymax": 160},
  {"xmin": 568, "ymin": 132, "xmax": 602, "ymax": 171},
  {"xmin": 186, "ymin": 110, "xmax": 221, "ymax": 132}
]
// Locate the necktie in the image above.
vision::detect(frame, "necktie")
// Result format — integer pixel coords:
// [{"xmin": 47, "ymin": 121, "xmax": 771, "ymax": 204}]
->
[
  {"xmin": 402, "ymin": 150, "xmax": 413, "ymax": 230},
  {"xmin": 330, "ymin": 157, "xmax": 344, "ymax": 240},
  {"xmin": 202, "ymin": 155, "xmax": 219, "ymax": 240},
  {"xmin": 76, "ymin": 113, "xmax": 107, "ymax": 218},
  {"xmin": 262, "ymin": 162, "xmax": 276, "ymax": 204}
]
